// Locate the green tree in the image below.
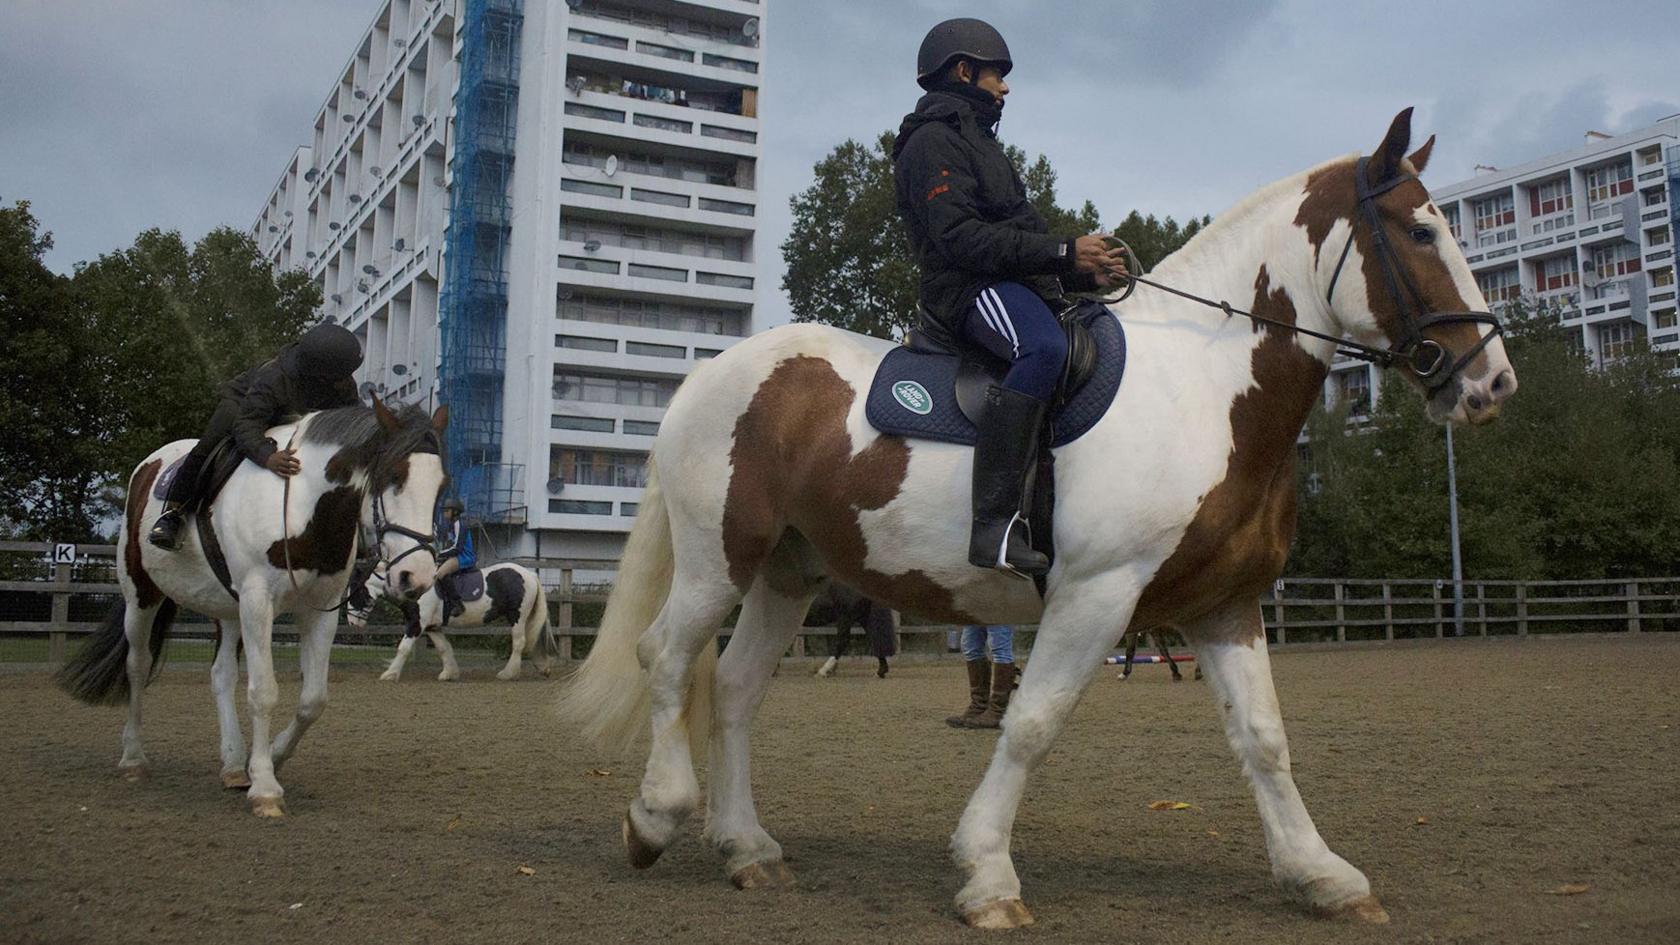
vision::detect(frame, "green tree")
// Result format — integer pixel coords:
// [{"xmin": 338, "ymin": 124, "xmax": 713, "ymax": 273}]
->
[
  {"xmin": 782, "ymin": 131, "xmax": 1203, "ymax": 339},
  {"xmin": 1110, "ymin": 210, "xmax": 1213, "ymax": 271}
]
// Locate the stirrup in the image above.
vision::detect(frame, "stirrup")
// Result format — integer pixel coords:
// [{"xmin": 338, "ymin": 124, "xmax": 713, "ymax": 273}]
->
[{"xmin": 991, "ymin": 514, "xmax": 1046, "ymax": 580}]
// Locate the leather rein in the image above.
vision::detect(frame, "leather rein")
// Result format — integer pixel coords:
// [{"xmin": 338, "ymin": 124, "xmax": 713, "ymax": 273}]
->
[{"xmin": 1099, "ymin": 155, "xmax": 1502, "ymax": 394}]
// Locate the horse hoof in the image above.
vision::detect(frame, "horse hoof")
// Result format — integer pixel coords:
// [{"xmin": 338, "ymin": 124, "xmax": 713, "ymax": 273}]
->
[
  {"xmin": 623, "ymin": 812, "xmax": 663, "ymax": 869},
  {"xmin": 250, "ymin": 796, "xmax": 285, "ymax": 819},
  {"xmin": 496, "ymin": 670, "xmax": 518, "ymax": 681},
  {"xmin": 961, "ymin": 898, "xmax": 1035, "ymax": 929},
  {"xmin": 438, "ymin": 672, "xmax": 460, "ymax": 682},
  {"xmin": 221, "ymin": 769, "xmax": 252, "ymax": 790},
  {"xmin": 118, "ymin": 764, "xmax": 148, "ymax": 782},
  {"xmin": 1317, "ymin": 894, "xmax": 1389, "ymax": 924},
  {"xmin": 731, "ymin": 859, "xmax": 796, "ymax": 890},
  {"xmin": 378, "ymin": 673, "xmax": 399, "ymax": 682}
]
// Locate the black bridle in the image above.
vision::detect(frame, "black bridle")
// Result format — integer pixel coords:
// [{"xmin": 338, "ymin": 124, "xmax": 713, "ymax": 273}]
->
[
  {"xmin": 373, "ymin": 492, "xmax": 437, "ymax": 571},
  {"xmin": 1101, "ymin": 156, "xmax": 1503, "ymax": 395}
]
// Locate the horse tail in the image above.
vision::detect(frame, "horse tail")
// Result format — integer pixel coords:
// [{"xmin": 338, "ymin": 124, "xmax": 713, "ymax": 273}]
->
[
  {"xmin": 558, "ymin": 466, "xmax": 696, "ymax": 756},
  {"xmin": 56, "ymin": 596, "xmax": 179, "ymax": 706},
  {"xmin": 523, "ymin": 578, "xmax": 553, "ymax": 658}
]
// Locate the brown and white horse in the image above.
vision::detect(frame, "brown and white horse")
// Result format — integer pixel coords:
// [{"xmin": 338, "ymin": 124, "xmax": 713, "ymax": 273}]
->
[
  {"xmin": 59, "ymin": 400, "xmax": 448, "ymax": 817},
  {"xmin": 559, "ymin": 110, "xmax": 1516, "ymax": 927}
]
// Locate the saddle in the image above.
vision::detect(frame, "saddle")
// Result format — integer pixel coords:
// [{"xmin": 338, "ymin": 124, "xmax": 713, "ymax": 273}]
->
[
  {"xmin": 153, "ymin": 437, "xmax": 246, "ymax": 511},
  {"xmin": 863, "ymin": 299, "xmax": 1128, "ymax": 587},
  {"xmin": 865, "ymin": 299, "xmax": 1126, "ymax": 448},
  {"xmin": 444, "ymin": 569, "xmax": 486, "ymax": 605}
]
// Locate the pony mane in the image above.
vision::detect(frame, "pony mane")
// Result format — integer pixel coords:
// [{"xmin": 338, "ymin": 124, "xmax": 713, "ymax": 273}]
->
[{"xmin": 301, "ymin": 403, "xmax": 440, "ymax": 490}]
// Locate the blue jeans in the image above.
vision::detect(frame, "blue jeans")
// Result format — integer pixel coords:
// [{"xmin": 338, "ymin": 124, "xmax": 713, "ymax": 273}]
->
[
  {"xmin": 961, "ymin": 625, "xmax": 1014, "ymax": 665},
  {"xmin": 962, "ymin": 282, "xmax": 1068, "ymax": 402}
]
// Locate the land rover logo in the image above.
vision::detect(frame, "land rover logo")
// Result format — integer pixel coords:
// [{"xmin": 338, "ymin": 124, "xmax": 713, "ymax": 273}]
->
[{"xmin": 892, "ymin": 381, "xmax": 933, "ymax": 415}]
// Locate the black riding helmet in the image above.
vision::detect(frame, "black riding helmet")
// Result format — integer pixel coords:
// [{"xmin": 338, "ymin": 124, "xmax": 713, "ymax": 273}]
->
[
  {"xmin": 916, "ymin": 17, "xmax": 1012, "ymax": 89},
  {"xmin": 440, "ymin": 496, "xmax": 465, "ymax": 515},
  {"xmin": 288, "ymin": 323, "xmax": 363, "ymax": 380}
]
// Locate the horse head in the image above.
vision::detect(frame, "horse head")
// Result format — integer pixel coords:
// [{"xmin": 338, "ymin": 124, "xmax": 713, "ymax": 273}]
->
[
  {"xmin": 366, "ymin": 398, "xmax": 450, "ymax": 598},
  {"xmin": 1301, "ymin": 107, "xmax": 1518, "ymax": 425}
]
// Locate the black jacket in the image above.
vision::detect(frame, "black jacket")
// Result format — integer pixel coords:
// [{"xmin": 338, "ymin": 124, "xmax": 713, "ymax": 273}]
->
[
  {"xmin": 219, "ymin": 345, "xmax": 360, "ymax": 465},
  {"xmin": 892, "ymin": 89, "xmax": 1093, "ymax": 341}
]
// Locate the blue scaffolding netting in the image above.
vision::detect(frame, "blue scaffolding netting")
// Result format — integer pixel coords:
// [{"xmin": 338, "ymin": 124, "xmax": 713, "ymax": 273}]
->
[{"xmin": 439, "ymin": 0, "xmax": 526, "ymax": 524}]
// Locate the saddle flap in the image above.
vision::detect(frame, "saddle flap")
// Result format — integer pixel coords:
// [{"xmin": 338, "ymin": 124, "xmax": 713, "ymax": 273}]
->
[
  {"xmin": 447, "ymin": 569, "xmax": 486, "ymax": 603},
  {"xmin": 153, "ymin": 438, "xmax": 246, "ymax": 509}
]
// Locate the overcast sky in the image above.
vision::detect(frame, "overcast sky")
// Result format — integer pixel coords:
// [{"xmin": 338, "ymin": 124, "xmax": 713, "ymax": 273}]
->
[{"xmin": 4, "ymin": 0, "xmax": 1676, "ymax": 328}]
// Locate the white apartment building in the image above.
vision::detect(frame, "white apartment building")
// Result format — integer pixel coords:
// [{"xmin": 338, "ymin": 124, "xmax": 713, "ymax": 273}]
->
[
  {"xmin": 1323, "ymin": 116, "xmax": 1680, "ymax": 416},
  {"xmin": 254, "ymin": 0, "xmax": 764, "ymax": 563}
]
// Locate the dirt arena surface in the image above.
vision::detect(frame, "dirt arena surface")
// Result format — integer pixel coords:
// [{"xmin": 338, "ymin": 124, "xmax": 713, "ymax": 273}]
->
[{"xmin": 4, "ymin": 635, "xmax": 1677, "ymax": 945}]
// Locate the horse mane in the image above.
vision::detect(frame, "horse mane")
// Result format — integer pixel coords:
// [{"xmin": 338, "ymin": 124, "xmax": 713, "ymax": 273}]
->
[{"xmin": 301, "ymin": 403, "xmax": 440, "ymax": 490}]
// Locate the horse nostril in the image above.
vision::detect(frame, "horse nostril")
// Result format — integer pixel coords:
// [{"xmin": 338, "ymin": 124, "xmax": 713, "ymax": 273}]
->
[{"xmin": 1467, "ymin": 394, "xmax": 1484, "ymax": 411}]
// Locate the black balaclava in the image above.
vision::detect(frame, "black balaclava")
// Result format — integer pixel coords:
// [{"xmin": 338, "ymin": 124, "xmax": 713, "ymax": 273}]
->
[
  {"xmin": 928, "ymin": 60, "xmax": 1004, "ymax": 130},
  {"xmin": 289, "ymin": 324, "xmax": 363, "ymax": 381}
]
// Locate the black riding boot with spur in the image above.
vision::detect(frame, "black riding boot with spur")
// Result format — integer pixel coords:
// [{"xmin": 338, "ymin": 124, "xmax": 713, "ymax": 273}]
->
[{"xmin": 967, "ymin": 384, "xmax": 1050, "ymax": 578}]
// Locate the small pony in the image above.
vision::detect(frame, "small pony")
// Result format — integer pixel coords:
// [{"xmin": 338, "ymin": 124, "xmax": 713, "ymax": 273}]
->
[{"xmin": 347, "ymin": 559, "xmax": 556, "ymax": 682}]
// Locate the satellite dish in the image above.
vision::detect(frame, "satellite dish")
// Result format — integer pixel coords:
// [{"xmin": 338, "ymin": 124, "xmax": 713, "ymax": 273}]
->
[
  {"xmin": 392, "ymin": 363, "xmax": 409, "ymax": 376},
  {"xmin": 412, "ymin": 113, "xmax": 426, "ymax": 127},
  {"xmin": 353, "ymin": 89, "xmax": 368, "ymax": 100},
  {"xmin": 306, "ymin": 250, "xmax": 318, "ymax": 258},
  {"xmin": 546, "ymin": 478, "xmax": 566, "ymax": 495},
  {"xmin": 267, "ymin": 225, "xmax": 279, "ymax": 233},
  {"xmin": 359, "ymin": 381, "xmax": 377, "ymax": 397},
  {"xmin": 743, "ymin": 18, "xmax": 759, "ymax": 38},
  {"xmin": 432, "ymin": 175, "xmax": 445, "ymax": 187},
  {"xmin": 583, "ymin": 239, "xmax": 602, "ymax": 252},
  {"xmin": 283, "ymin": 210, "xmax": 293, "ymax": 218},
  {"xmin": 369, "ymin": 165, "xmax": 382, "ymax": 176},
  {"xmin": 566, "ymin": 75, "xmax": 585, "ymax": 94},
  {"xmin": 349, "ymin": 193, "xmax": 363, "ymax": 203},
  {"xmin": 604, "ymin": 154, "xmax": 618, "ymax": 177},
  {"xmin": 556, "ymin": 286, "xmax": 574, "ymax": 301},
  {"xmin": 393, "ymin": 238, "xmax": 406, "ymax": 251},
  {"xmin": 328, "ymin": 221, "xmax": 341, "ymax": 230},
  {"xmin": 362, "ymin": 264, "xmax": 379, "ymax": 275},
  {"xmin": 304, "ymin": 168, "xmax": 320, "ymax": 182},
  {"xmin": 331, "ymin": 293, "xmax": 344, "ymax": 304}
]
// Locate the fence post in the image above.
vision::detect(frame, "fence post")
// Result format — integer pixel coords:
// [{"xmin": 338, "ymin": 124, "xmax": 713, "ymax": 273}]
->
[
  {"xmin": 1272, "ymin": 581, "xmax": 1287, "ymax": 645},
  {"xmin": 558, "ymin": 568, "xmax": 574, "ymax": 660},
  {"xmin": 1333, "ymin": 583, "xmax": 1346, "ymax": 643},
  {"xmin": 1477, "ymin": 583, "xmax": 1488, "ymax": 637},
  {"xmin": 49, "ymin": 551, "xmax": 69, "ymax": 667},
  {"xmin": 1432, "ymin": 582, "xmax": 1444, "ymax": 639},
  {"xmin": 1382, "ymin": 582, "xmax": 1394, "ymax": 641},
  {"xmin": 1627, "ymin": 580, "xmax": 1641, "ymax": 633},
  {"xmin": 1516, "ymin": 583, "xmax": 1528, "ymax": 638}
]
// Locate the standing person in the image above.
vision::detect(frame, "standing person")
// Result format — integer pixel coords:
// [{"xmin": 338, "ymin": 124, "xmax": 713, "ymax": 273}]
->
[
  {"xmin": 433, "ymin": 496, "xmax": 475, "ymax": 620},
  {"xmin": 148, "ymin": 323, "xmax": 363, "ymax": 550},
  {"xmin": 892, "ymin": 17, "xmax": 1129, "ymax": 578},
  {"xmin": 946, "ymin": 624, "xmax": 1016, "ymax": 730}
]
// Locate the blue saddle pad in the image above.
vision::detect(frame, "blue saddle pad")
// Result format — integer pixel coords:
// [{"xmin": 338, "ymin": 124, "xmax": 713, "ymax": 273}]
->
[
  {"xmin": 447, "ymin": 570, "xmax": 486, "ymax": 603},
  {"xmin": 865, "ymin": 308, "xmax": 1126, "ymax": 447}
]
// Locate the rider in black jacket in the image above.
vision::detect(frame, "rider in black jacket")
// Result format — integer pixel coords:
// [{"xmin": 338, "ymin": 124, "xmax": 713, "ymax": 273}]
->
[
  {"xmin": 148, "ymin": 323, "xmax": 364, "ymax": 550},
  {"xmin": 893, "ymin": 18, "xmax": 1128, "ymax": 577}
]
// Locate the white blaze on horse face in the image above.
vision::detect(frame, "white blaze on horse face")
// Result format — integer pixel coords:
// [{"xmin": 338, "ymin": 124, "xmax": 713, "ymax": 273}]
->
[
  {"xmin": 1413, "ymin": 203, "xmax": 1519, "ymax": 425},
  {"xmin": 381, "ymin": 453, "xmax": 445, "ymax": 596}
]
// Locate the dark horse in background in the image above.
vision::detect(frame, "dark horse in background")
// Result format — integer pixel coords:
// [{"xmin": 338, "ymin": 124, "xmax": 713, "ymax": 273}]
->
[{"xmin": 806, "ymin": 583, "xmax": 895, "ymax": 678}]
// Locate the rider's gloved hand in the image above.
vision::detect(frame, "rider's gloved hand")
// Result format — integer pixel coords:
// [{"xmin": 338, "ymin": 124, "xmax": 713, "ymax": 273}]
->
[{"xmin": 1075, "ymin": 234, "xmax": 1130, "ymax": 287}]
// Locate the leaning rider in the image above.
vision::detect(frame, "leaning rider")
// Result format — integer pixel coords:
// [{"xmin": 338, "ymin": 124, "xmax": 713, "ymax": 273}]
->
[
  {"xmin": 433, "ymin": 496, "xmax": 475, "ymax": 620},
  {"xmin": 892, "ymin": 17, "xmax": 1129, "ymax": 578},
  {"xmin": 149, "ymin": 323, "xmax": 363, "ymax": 550}
]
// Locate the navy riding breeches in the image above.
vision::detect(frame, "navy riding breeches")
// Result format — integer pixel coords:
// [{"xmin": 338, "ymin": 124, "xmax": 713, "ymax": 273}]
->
[{"xmin": 960, "ymin": 282, "xmax": 1067, "ymax": 402}]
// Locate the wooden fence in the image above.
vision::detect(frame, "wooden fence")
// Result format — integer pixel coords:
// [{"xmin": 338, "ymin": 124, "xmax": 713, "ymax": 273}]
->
[{"xmin": 2, "ymin": 542, "xmax": 1675, "ymax": 666}]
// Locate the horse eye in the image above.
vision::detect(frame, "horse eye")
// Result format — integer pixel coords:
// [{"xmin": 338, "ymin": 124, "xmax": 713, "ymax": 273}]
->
[{"xmin": 1409, "ymin": 226, "xmax": 1435, "ymax": 245}]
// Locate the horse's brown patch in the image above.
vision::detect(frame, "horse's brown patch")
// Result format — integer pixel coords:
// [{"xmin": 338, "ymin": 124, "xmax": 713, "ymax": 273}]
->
[
  {"xmin": 720, "ymin": 356, "xmax": 973, "ymax": 623},
  {"xmin": 266, "ymin": 486, "xmax": 363, "ymax": 575},
  {"xmin": 1132, "ymin": 268, "xmax": 1328, "ymax": 642},
  {"xmin": 124, "ymin": 460, "xmax": 164, "ymax": 608}
]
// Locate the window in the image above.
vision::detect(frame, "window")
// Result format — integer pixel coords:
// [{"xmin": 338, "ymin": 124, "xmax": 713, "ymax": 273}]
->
[
  {"xmin": 631, "ymin": 188, "xmax": 690, "ymax": 208},
  {"xmin": 1652, "ymin": 309, "xmax": 1677, "ymax": 329},
  {"xmin": 549, "ymin": 499, "xmax": 612, "ymax": 515},
  {"xmin": 552, "ymin": 414, "xmax": 615, "ymax": 433},
  {"xmin": 1590, "ymin": 241, "xmax": 1642, "ymax": 279},
  {"xmin": 1529, "ymin": 177, "xmax": 1574, "ymax": 218},
  {"xmin": 563, "ymin": 102, "xmax": 625, "ymax": 123},
  {"xmin": 626, "ymin": 340, "xmax": 685, "ymax": 359},
  {"xmin": 635, "ymin": 41, "xmax": 694, "ymax": 62},
  {"xmin": 696, "ymin": 271, "xmax": 753, "ymax": 289},
  {"xmin": 1471, "ymin": 191, "xmax": 1515, "ymax": 245},
  {"xmin": 1474, "ymin": 266, "xmax": 1521, "ymax": 305},
  {"xmin": 1638, "ymin": 145, "xmax": 1663, "ymax": 167},
  {"xmin": 701, "ymin": 124, "xmax": 757, "ymax": 144},
  {"xmin": 702, "ymin": 53, "xmax": 758, "ymax": 73},
  {"xmin": 560, "ymin": 218, "xmax": 747, "ymax": 261},
  {"xmin": 622, "ymin": 419, "xmax": 661, "ymax": 436},
  {"xmin": 1536, "ymin": 255, "xmax": 1578, "ymax": 293},
  {"xmin": 561, "ymin": 179, "xmax": 622, "ymax": 199},
  {"xmin": 558, "ymin": 291, "xmax": 746, "ymax": 335},
  {"xmin": 553, "ymin": 370, "xmax": 681, "ymax": 407},
  {"xmin": 1599, "ymin": 320, "xmax": 1642, "ymax": 362},
  {"xmin": 568, "ymin": 29, "xmax": 627, "ymax": 49},
  {"xmin": 551, "ymin": 447, "xmax": 650, "ymax": 488},
  {"xmin": 698, "ymin": 197, "xmax": 754, "ymax": 216},
  {"xmin": 1335, "ymin": 369, "xmax": 1371, "ymax": 415},
  {"xmin": 694, "ymin": 347, "xmax": 723, "ymax": 359},
  {"xmin": 558, "ymin": 255, "xmax": 620, "ymax": 274},
  {"xmin": 1441, "ymin": 204, "xmax": 1461, "ymax": 241},
  {"xmin": 1586, "ymin": 160, "xmax": 1634, "ymax": 204},
  {"xmin": 562, "ymin": 139, "xmax": 744, "ymax": 187},
  {"xmin": 619, "ymin": 502, "xmax": 640, "ymax": 517},
  {"xmin": 634, "ymin": 114, "xmax": 693, "ymax": 134},
  {"xmin": 556, "ymin": 334, "xmax": 616, "ymax": 352},
  {"xmin": 1653, "ymin": 267, "xmax": 1675, "ymax": 289},
  {"xmin": 628, "ymin": 263, "xmax": 687, "ymax": 282},
  {"xmin": 1647, "ymin": 226, "xmax": 1671, "ymax": 246}
]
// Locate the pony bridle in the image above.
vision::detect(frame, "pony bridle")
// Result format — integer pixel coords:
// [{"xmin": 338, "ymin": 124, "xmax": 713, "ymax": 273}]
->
[
  {"xmin": 372, "ymin": 492, "xmax": 436, "ymax": 572},
  {"xmin": 1325, "ymin": 156, "xmax": 1504, "ymax": 396}
]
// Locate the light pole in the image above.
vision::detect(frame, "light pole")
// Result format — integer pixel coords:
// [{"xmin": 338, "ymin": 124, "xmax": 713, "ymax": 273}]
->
[{"xmin": 1445, "ymin": 423, "xmax": 1465, "ymax": 636}]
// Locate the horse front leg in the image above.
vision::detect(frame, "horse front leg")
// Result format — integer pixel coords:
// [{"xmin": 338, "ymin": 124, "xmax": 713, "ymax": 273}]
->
[
  {"xmin": 380, "ymin": 631, "xmax": 419, "ymax": 681},
  {"xmin": 210, "ymin": 620, "xmax": 250, "ymax": 789},
  {"xmin": 271, "ymin": 608, "xmax": 337, "ymax": 770},
  {"xmin": 1183, "ymin": 600, "xmax": 1387, "ymax": 923},
  {"xmin": 952, "ymin": 582, "xmax": 1138, "ymax": 929},
  {"xmin": 498, "ymin": 613, "xmax": 524, "ymax": 680},
  {"xmin": 238, "ymin": 589, "xmax": 284, "ymax": 818}
]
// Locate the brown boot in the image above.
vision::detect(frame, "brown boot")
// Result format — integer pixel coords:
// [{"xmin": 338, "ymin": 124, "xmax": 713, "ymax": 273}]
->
[
  {"xmin": 945, "ymin": 660, "xmax": 991, "ymax": 728},
  {"xmin": 966, "ymin": 662, "xmax": 1019, "ymax": 729}
]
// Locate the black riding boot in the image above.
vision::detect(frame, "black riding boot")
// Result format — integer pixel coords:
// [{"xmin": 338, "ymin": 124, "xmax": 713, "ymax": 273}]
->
[
  {"xmin": 968, "ymin": 385, "xmax": 1050, "ymax": 577},
  {"xmin": 148, "ymin": 504, "xmax": 187, "ymax": 551}
]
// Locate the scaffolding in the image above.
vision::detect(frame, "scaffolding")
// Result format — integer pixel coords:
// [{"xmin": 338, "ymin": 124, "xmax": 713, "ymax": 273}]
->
[{"xmin": 439, "ymin": 0, "xmax": 526, "ymax": 524}]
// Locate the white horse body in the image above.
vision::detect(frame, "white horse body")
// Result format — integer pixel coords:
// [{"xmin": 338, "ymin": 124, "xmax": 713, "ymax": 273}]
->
[{"xmin": 561, "ymin": 113, "xmax": 1516, "ymax": 926}]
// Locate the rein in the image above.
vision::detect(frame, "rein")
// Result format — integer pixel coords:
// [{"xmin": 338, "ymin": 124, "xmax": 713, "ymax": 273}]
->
[{"xmin": 1097, "ymin": 155, "xmax": 1503, "ymax": 390}]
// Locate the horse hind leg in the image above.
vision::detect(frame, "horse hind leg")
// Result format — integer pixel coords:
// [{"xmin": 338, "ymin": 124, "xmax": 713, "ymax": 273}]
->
[
  {"xmin": 623, "ymin": 566, "xmax": 740, "ymax": 872},
  {"xmin": 705, "ymin": 553, "xmax": 823, "ymax": 889},
  {"xmin": 430, "ymin": 630, "xmax": 461, "ymax": 681},
  {"xmin": 118, "ymin": 599, "xmax": 173, "ymax": 779},
  {"xmin": 1185, "ymin": 601, "xmax": 1386, "ymax": 923},
  {"xmin": 498, "ymin": 605, "xmax": 525, "ymax": 680}
]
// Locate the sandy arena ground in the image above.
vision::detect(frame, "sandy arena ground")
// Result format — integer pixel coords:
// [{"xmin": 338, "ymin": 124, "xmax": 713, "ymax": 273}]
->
[{"xmin": 3, "ymin": 635, "xmax": 1677, "ymax": 945}]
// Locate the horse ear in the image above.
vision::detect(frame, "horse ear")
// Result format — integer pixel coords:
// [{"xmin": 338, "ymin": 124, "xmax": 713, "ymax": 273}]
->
[
  {"xmin": 1368, "ymin": 107, "xmax": 1415, "ymax": 185},
  {"xmin": 430, "ymin": 403, "xmax": 449, "ymax": 432},
  {"xmin": 372, "ymin": 395, "xmax": 401, "ymax": 433},
  {"xmin": 1407, "ymin": 134, "xmax": 1436, "ymax": 175}
]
